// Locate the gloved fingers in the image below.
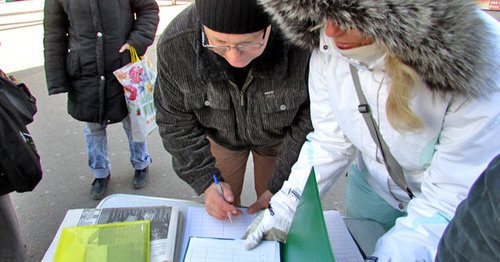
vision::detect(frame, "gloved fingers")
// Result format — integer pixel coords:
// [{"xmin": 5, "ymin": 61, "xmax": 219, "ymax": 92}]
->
[
  {"xmin": 244, "ymin": 226, "xmax": 265, "ymax": 250},
  {"xmin": 244, "ymin": 211, "xmax": 275, "ymax": 250},
  {"xmin": 244, "ymin": 189, "xmax": 298, "ymax": 250},
  {"xmin": 263, "ymin": 228, "xmax": 288, "ymax": 242},
  {"xmin": 259, "ymin": 209, "xmax": 289, "ymax": 242},
  {"xmin": 242, "ymin": 211, "xmax": 265, "ymax": 239}
]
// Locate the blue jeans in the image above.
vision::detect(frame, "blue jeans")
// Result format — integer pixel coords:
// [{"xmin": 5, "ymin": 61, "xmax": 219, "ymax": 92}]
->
[
  {"xmin": 345, "ymin": 163, "xmax": 405, "ymax": 231},
  {"xmin": 84, "ymin": 115, "xmax": 151, "ymax": 179}
]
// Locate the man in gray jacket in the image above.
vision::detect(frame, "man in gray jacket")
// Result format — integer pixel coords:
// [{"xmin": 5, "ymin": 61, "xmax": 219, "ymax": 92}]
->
[{"xmin": 154, "ymin": 0, "xmax": 312, "ymax": 220}]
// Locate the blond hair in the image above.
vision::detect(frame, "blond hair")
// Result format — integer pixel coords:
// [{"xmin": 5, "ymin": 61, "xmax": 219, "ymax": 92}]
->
[{"xmin": 385, "ymin": 55, "xmax": 424, "ymax": 131}]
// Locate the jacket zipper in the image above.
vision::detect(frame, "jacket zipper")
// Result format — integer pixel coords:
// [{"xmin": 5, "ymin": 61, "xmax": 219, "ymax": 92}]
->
[
  {"xmin": 228, "ymin": 76, "xmax": 254, "ymax": 142},
  {"xmin": 239, "ymin": 75, "xmax": 254, "ymax": 106}
]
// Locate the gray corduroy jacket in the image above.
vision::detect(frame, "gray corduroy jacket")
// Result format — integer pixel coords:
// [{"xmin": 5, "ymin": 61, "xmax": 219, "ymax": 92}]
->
[{"xmin": 154, "ymin": 5, "xmax": 313, "ymax": 195}]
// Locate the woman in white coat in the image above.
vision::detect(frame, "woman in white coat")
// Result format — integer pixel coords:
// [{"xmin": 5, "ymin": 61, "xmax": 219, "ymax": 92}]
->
[{"xmin": 245, "ymin": 0, "xmax": 500, "ymax": 260}]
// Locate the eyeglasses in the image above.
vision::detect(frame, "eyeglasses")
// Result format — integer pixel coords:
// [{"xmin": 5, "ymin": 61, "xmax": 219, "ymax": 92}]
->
[{"xmin": 202, "ymin": 27, "xmax": 267, "ymax": 53}]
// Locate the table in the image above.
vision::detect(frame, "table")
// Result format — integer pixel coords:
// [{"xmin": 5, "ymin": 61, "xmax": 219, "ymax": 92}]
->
[
  {"xmin": 97, "ymin": 194, "xmax": 385, "ymax": 260},
  {"xmin": 43, "ymin": 193, "xmax": 385, "ymax": 261}
]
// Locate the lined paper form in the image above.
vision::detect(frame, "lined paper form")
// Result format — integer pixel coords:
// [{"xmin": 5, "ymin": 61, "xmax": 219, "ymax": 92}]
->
[
  {"xmin": 179, "ymin": 207, "xmax": 258, "ymax": 262},
  {"xmin": 179, "ymin": 208, "xmax": 364, "ymax": 261},
  {"xmin": 324, "ymin": 210, "xmax": 364, "ymax": 262},
  {"xmin": 183, "ymin": 237, "xmax": 279, "ymax": 262}
]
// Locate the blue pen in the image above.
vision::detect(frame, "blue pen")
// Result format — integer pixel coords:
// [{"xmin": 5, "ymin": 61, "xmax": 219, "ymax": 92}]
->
[{"xmin": 213, "ymin": 174, "xmax": 233, "ymax": 224}]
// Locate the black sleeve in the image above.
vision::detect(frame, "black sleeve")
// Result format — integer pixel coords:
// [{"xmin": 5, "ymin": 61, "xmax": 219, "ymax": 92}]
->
[
  {"xmin": 127, "ymin": 0, "xmax": 160, "ymax": 55},
  {"xmin": 43, "ymin": 0, "xmax": 70, "ymax": 95},
  {"xmin": 435, "ymin": 154, "xmax": 500, "ymax": 261}
]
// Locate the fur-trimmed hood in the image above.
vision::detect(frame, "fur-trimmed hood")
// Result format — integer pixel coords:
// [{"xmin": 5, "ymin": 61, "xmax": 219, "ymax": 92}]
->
[{"xmin": 258, "ymin": 0, "xmax": 499, "ymax": 96}]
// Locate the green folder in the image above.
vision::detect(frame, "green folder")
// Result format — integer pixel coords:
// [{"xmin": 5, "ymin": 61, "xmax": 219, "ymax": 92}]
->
[
  {"xmin": 282, "ymin": 167, "xmax": 335, "ymax": 262},
  {"xmin": 54, "ymin": 220, "xmax": 150, "ymax": 262}
]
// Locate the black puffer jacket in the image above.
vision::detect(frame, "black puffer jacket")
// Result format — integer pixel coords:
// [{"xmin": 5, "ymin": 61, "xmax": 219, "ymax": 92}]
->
[{"xmin": 43, "ymin": 0, "xmax": 159, "ymax": 124}]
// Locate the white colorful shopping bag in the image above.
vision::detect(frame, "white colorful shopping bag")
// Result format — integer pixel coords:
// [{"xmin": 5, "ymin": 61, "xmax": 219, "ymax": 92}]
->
[{"xmin": 113, "ymin": 46, "xmax": 158, "ymax": 142}]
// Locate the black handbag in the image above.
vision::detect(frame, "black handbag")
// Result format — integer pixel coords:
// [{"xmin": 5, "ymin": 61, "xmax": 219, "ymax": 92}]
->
[{"xmin": 0, "ymin": 69, "xmax": 42, "ymax": 195}]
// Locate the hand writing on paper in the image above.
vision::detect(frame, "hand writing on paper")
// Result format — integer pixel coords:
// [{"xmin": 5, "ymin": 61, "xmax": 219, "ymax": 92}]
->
[
  {"xmin": 204, "ymin": 182, "xmax": 243, "ymax": 220},
  {"xmin": 247, "ymin": 190, "xmax": 273, "ymax": 214},
  {"xmin": 119, "ymin": 43, "xmax": 130, "ymax": 53}
]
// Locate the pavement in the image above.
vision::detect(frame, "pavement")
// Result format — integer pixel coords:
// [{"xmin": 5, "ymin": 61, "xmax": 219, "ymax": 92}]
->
[
  {"xmin": 0, "ymin": 1, "xmax": 346, "ymax": 261},
  {"xmin": 0, "ymin": 0, "xmax": 191, "ymax": 73}
]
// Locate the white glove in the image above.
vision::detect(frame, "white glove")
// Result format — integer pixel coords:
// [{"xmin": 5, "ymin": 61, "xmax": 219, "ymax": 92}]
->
[{"xmin": 243, "ymin": 189, "xmax": 300, "ymax": 250}]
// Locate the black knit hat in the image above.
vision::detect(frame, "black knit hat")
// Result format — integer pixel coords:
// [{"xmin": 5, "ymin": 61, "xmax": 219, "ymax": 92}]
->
[{"xmin": 195, "ymin": 0, "xmax": 270, "ymax": 34}]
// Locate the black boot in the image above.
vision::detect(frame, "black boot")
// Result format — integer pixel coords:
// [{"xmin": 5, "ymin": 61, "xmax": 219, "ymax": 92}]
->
[
  {"xmin": 90, "ymin": 175, "xmax": 110, "ymax": 199},
  {"xmin": 133, "ymin": 167, "xmax": 149, "ymax": 189}
]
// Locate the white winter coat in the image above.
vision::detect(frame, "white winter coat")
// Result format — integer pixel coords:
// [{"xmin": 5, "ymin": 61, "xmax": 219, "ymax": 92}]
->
[{"xmin": 281, "ymin": 13, "xmax": 500, "ymax": 261}]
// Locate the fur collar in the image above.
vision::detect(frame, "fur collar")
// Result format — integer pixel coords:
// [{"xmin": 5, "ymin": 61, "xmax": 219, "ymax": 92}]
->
[{"xmin": 259, "ymin": 0, "xmax": 498, "ymax": 96}]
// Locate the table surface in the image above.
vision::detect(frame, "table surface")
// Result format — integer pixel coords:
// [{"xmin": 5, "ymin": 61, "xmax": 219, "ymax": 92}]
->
[{"xmin": 97, "ymin": 194, "xmax": 385, "ymax": 260}]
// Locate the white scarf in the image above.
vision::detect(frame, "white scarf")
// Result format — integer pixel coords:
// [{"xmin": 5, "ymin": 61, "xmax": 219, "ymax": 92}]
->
[{"xmin": 334, "ymin": 42, "xmax": 387, "ymax": 69}]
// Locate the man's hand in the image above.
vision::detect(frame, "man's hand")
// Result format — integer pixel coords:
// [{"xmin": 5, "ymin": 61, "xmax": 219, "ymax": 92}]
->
[
  {"xmin": 119, "ymin": 43, "xmax": 130, "ymax": 53},
  {"xmin": 204, "ymin": 182, "xmax": 243, "ymax": 220},
  {"xmin": 244, "ymin": 190, "xmax": 299, "ymax": 250},
  {"xmin": 248, "ymin": 190, "xmax": 273, "ymax": 214}
]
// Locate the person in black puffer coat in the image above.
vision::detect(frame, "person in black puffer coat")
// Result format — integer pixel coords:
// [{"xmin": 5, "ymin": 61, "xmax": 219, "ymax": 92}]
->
[{"xmin": 43, "ymin": 0, "xmax": 159, "ymax": 199}]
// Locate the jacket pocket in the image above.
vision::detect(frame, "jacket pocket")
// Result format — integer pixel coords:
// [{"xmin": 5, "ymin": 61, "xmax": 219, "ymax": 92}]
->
[
  {"xmin": 260, "ymin": 91, "xmax": 306, "ymax": 130},
  {"xmin": 66, "ymin": 48, "xmax": 81, "ymax": 79},
  {"xmin": 184, "ymin": 92, "xmax": 233, "ymax": 130}
]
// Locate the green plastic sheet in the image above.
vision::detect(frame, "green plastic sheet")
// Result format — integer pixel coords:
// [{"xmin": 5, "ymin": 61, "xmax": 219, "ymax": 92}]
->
[
  {"xmin": 54, "ymin": 220, "xmax": 150, "ymax": 262},
  {"xmin": 282, "ymin": 167, "xmax": 335, "ymax": 262}
]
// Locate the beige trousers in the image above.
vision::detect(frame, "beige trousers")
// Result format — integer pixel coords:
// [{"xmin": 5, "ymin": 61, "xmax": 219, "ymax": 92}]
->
[{"xmin": 208, "ymin": 137, "xmax": 282, "ymax": 206}]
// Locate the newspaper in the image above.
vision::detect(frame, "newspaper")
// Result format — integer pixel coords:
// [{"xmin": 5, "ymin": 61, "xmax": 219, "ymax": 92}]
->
[{"xmin": 42, "ymin": 206, "xmax": 179, "ymax": 262}]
